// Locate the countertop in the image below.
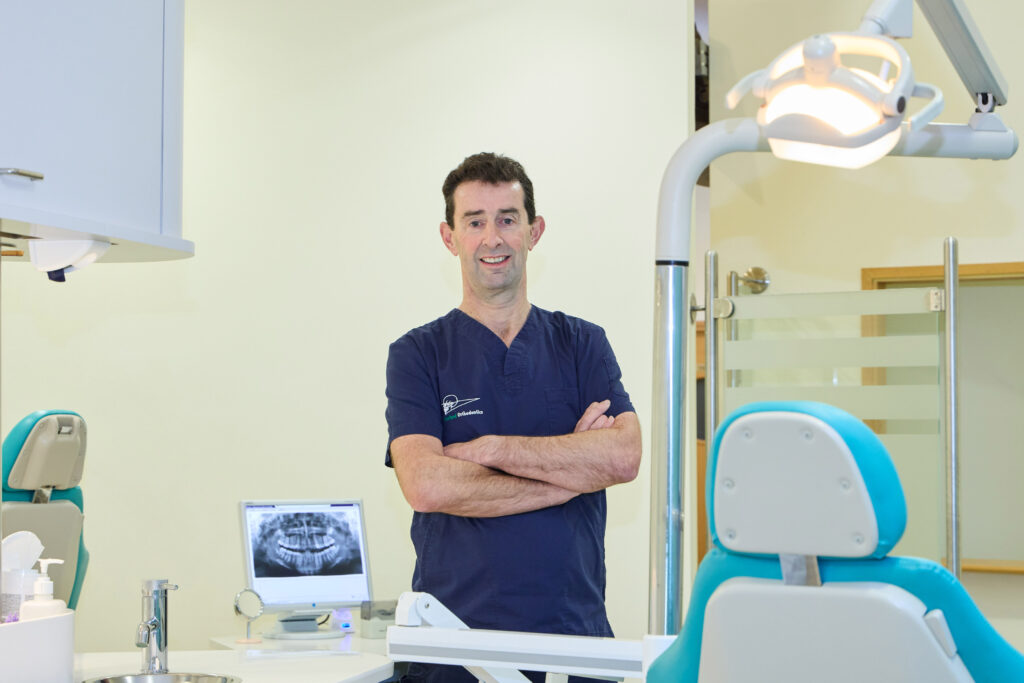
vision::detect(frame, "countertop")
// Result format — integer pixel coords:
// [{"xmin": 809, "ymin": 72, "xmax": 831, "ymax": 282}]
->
[
  {"xmin": 75, "ymin": 648, "xmax": 393, "ymax": 683},
  {"xmin": 210, "ymin": 632, "xmax": 387, "ymax": 656}
]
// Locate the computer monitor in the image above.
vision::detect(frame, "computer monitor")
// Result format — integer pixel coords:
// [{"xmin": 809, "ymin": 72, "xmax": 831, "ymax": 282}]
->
[{"xmin": 239, "ymin": 499, "xmax": 372, "ymax": 638}]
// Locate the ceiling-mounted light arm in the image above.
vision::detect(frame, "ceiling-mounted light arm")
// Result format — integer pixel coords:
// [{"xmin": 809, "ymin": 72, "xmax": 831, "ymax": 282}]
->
[
  {"xmin": 859, "ymin": 0, "xmax": 1006, "ymax": 111},
  {"xmin": 860, "ymin": 0, "xmax": 915, "ymax": 38},
  {"xmin": 916, "ymin": 0, "xmax": 1007, "ymax": 108}
]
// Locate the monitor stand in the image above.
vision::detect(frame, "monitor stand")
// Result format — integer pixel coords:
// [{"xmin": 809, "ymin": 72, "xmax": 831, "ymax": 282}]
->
[{"xmin": 264, "ymin": 612, "xmax": 346, "ymax": 640}]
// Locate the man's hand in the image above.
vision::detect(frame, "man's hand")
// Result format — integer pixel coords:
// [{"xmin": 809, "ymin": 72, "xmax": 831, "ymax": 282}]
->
[
  {"xmin": 443, "ymin": 404, "xmax": 642, "ymax": 494},
  {"xmin": 390, "ymin": 434, "xmax": 579, "ymax": 517},
  {"xmin": 575, "ymin": 399, "xmax": 615, "ymax": 432},
  {"xmin": 445, "ymin": 399, "xmax": 618, "ymax": 464},
  {"xmin": 392, "ymin": 399, "xmax": 640, "ymax": 516}
]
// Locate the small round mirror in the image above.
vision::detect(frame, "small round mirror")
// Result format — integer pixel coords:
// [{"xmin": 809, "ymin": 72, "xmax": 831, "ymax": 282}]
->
[{"xmin": 233, "ymin": 588, "xmax": 264, "ymax": 643}]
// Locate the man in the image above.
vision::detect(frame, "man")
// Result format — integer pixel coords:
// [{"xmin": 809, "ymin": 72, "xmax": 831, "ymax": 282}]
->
[{"xmin": 385, "ymin": 153, "xmax": 641, "ymax": 683}]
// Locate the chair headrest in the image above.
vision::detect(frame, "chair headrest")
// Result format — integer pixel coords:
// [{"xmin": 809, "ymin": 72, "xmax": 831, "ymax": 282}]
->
[
  {"xmin": 708, "ymin": 401, "xmax": 906, "ymax": 560},
  {"xmin": 3, "ymin": 411, "xmax": 86, "ymax": 492}
]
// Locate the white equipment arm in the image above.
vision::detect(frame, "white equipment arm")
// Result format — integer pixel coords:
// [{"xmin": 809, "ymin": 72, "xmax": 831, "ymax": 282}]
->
[
  {"xmin": 388, "ymin": 592, "xmax": 674, "ymax": 683},
  {"xmin": 391, "ymin": 592, "xmax": 530, "ymax": 683},
  {"xmin": 916, "ymin": 0, "xmax": 1007, "ymax": 107}
]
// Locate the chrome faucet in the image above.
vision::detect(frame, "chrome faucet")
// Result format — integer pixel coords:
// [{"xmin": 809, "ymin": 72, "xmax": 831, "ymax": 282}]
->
[{"xmin": 135, "ymin": 579, "xmax": 178, "ymax": 674}]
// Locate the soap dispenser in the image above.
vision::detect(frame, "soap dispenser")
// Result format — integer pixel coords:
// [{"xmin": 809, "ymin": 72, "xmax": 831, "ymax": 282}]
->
[{"xmin": 18, "ymin": 558, "xmax": 71, "ymax": 621}]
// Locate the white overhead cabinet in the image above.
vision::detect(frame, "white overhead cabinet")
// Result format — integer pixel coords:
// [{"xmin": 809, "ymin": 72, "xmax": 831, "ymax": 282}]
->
[{"xmin": 0, "ymin": 0, "xmax": 192, "ymax": 262}]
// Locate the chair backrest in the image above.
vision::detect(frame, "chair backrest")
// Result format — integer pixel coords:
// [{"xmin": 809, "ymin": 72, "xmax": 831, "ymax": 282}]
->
[
  {"xmin": 2, "ymin": 410, "xmax": 89, "ymax": 608},
  {"xmin": 646, "ymin": 401, "xmax": 1024, "ymax": 683}
]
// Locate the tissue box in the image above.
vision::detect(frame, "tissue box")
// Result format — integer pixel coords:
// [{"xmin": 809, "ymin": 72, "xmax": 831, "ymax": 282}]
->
[{"xmin": 360, "ymin": 599, "xmax": 397, "ymax": 639}]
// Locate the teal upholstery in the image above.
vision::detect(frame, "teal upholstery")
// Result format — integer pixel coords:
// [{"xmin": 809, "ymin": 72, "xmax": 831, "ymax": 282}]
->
[
  {"xmin": 2, "ymin": 410, "xmax": 89, "ymax": 610},
  {"xmin": 647, "ymin": 401, "xmax": 1024, "ymax": 683}
]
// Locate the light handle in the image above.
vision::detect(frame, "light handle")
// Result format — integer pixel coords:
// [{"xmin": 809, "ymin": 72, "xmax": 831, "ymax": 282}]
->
[{"xmin": 909, "ymin": 82, "xmax": 944, "ymax": 132}]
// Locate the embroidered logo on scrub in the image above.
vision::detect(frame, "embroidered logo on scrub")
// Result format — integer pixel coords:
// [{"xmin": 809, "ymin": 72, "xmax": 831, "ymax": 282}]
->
[{"xmin": 442, "ymin": 394, "xmax": 482, "ymax": 422}]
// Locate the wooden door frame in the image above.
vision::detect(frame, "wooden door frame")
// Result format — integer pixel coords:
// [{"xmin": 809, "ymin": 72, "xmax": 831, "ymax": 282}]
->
[
  {"xmin": 863, "ymin": 261, "xmax": 1024, "ymax": 289},
  {"xmin": 862, "ymin": 261, "xmax": 1024, "ymax": 574}
]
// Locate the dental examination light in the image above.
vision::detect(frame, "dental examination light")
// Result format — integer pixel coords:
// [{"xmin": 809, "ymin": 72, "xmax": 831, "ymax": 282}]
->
[
  {"xmin": 722, "ymin": 0, "xmax": 1014, "ymax": 169},
  {"xmin": 726, "ymin": 32, "xmax": 941, "ymax": 168},
  {"xmin": 650, "ymin": 0, "xmax": 1016, "ymax": 637}
]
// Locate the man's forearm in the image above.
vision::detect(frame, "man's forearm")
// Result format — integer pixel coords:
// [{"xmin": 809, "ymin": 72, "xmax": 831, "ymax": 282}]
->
[
  {"xmin": 444, "ymin": 411, "xmax": 642, "ymax": 493},
  {"xmin": 391, "ymin": 434, "xmax": 578, "ymax": 517}
]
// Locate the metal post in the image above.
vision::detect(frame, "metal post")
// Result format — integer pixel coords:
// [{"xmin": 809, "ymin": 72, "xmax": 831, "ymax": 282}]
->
[
  {"xmin": 943, "ymin": 237, "xmax": 961, "ymax": 578},
  {"xmin": 648, "ymin": 264, "xmax": 686, "ymax": 635},
  {"xmin": 705, "ymin": 253, "xmax": 719, "ymax": 452},
  {"xmin": 649, "ymin": 118, "xmax": 765, "ymax": 636}
]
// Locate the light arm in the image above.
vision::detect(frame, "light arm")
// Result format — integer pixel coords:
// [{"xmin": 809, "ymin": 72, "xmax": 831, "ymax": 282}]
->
[
  {"xmin": 390, "ymin": 434, "xmax": 579, "ymax": 518},
  {"xmin": 444, "ymin": 408, "xmax": 642, "ymax": 494},
  {"xmin": 862, "ymin": 0, "xmax": 1008, "ymax": 106},
  {"xmin": 916, "ymin": 0, "xmax": 1007, "ymax": 107}
]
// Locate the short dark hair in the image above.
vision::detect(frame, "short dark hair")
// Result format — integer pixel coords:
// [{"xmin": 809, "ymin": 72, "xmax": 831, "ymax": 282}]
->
[{"xmin": 442, "ymin": 153, "xmax": 536, "ymax": 227}]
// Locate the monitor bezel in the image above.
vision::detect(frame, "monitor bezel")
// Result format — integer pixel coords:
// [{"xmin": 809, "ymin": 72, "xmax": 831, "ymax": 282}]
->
[{"xmin": 238, "ymin": 498, "xmax": 373, "ymax": 614}]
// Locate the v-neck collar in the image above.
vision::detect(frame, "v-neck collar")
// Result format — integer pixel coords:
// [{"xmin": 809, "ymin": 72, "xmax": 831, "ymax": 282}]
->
[
  {"xmin": 452, "ymin": 306, "xmax": 536, "ymax": 348},
  {"xmin": 452, "ymin": 306, "xmax": 537, "ymax": 384}
]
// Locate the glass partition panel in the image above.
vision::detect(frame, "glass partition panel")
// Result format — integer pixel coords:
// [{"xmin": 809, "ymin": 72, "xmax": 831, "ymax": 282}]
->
[
  {"xmin": 718, "ymin": 288, "xmax": 943, "ymax": 562},
  {"xmin": 726, "ymin": 287, "xmax": 940, "ymax": 319}
]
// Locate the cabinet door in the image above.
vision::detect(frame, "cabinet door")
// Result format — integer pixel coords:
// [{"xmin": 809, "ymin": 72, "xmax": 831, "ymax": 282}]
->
[{"xmin": 0, "ymin": 0, "xmax": 167, "ymax": 238}]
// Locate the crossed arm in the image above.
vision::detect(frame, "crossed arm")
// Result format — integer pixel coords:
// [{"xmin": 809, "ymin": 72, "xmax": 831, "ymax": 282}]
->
[{"xmin": 389, "ymin": 400, "xmax": 642, "ymax": 518}]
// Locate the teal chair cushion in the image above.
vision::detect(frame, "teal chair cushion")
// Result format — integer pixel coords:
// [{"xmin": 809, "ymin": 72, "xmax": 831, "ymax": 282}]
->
[
  {"xmin": 2, "ymin": 410, "xmax": 88, "ymax": 609},
  {"xmin": 648, "ymin": 401, "xmax": 1024, "ymax": 683},
  {"xmin": 647, "ymin": 549, "xmax": 1024, "ymax": 683}
]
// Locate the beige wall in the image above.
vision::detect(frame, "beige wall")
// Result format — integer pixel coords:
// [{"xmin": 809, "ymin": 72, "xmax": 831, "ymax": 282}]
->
[
  {"xmin": 0, "ymin": 0, "xmax": 689, "ymax": 651},
  {"xmin": 709, "ymin": 0, "xmax": 1024, "ymax": 646},
  {"xmin": 13, "ymin": 0, "xmax": 1019, "ymax": 659}
]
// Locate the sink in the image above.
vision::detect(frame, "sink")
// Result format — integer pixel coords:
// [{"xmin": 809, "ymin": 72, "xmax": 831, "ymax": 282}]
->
[{"xmin": 81, "ymin": 674, "xmax": 241, "ymax": 683}]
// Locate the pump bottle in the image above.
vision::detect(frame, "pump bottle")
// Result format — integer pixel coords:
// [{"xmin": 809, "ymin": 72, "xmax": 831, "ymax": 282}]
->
[{"xmin": 18, "ymin": 558, "xmax": 71, "ymax": 621}]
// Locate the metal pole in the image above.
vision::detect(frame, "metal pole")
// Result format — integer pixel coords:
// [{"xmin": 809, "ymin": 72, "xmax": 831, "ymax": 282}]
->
[
  {"xmin": 649, "ymin": 118, "xmax": 765, "ymax": 636},
  {"xmin": 648, "ymin": 265, "xmax": 686, "ymax": 635},
  {"xmin": 705, "ymin": 252, "xmax": 719, "ymax": 453},
  {"xmin": 944, "ymin": 237, "xmax": 961, "ymax": 578}
]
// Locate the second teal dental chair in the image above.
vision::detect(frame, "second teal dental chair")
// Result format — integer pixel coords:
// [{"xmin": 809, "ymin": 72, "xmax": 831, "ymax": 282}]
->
[
  {"xmin": 647, "ymin": 401, "xmax": 1024, "ymax": 683},
  {"xmin": 2, "ymin": 410, "xmax": 89, "ymax": 609}
]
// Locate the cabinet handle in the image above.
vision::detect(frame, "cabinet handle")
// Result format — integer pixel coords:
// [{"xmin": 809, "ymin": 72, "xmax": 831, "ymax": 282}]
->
[{"xmin": 0, "ymin": 168, "xmax": 44, "ymax": 181}]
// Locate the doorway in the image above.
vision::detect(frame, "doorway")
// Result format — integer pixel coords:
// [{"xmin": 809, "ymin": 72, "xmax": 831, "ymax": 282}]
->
[{"xmin": 863, "ymin": 262, "xmax": 1024, "ymax": 574}]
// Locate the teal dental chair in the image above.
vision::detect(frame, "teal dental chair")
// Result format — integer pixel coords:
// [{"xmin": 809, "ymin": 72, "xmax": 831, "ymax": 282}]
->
[
  {"xmin": 2, "ymin": 410, "xmax": 89, "ymax": 609},
  {"xmin": 647, "ymin": 401, "xmax": 1024, "ymax": 683}
]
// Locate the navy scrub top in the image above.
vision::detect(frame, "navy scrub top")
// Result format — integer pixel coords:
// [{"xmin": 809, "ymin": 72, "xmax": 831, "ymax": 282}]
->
[{"xmin": 385, "ymin": 306, "xmax": 634, "ymax": 636}]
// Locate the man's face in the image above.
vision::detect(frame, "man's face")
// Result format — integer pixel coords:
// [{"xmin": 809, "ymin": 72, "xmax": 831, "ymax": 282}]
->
[{"xmin": 441, "ymin": 180, "xmax": 544, "ymax": 300}]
